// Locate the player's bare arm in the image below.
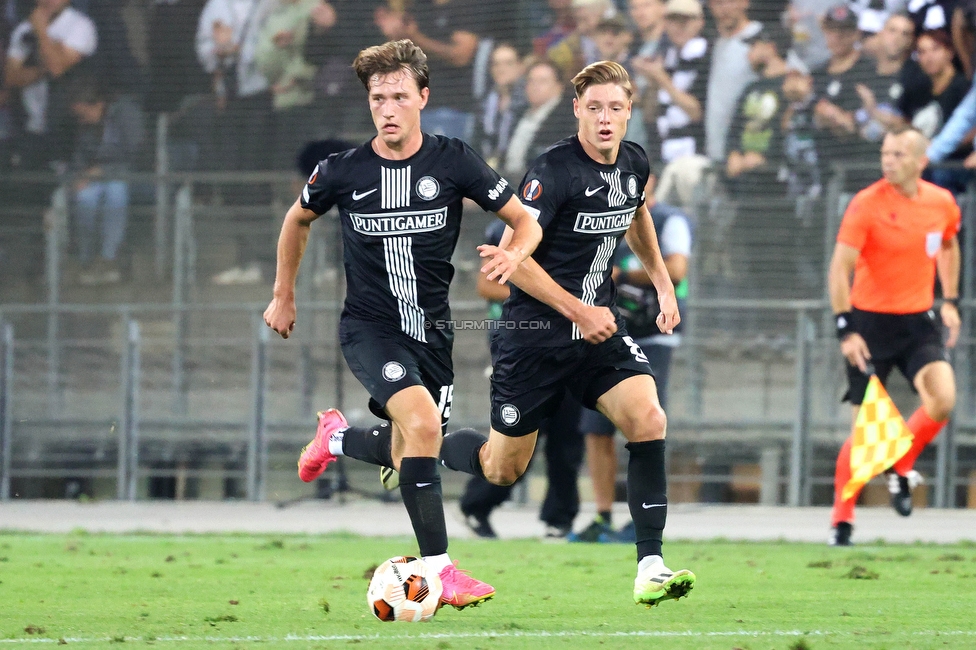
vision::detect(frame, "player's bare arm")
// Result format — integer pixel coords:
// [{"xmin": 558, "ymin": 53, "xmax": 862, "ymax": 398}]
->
[
  {"xmin": 625, "ymin": 204, "xmax": 679, "ymax": 334},
  {"xmin": 937, "ymin": 235, "xmax": 962, "ymax": 348},
  {"xmin": 504, "ymin": 254, "xmax": 616, "ymax": 344},
  {"xmin": 264, "ymin": 198, "xmax": 320, "ymax": 339},
  {"xmin": 828, "ymin": 242, "xmax": 871, "ymax": 372},
  {"xmin": 478, "ymin": 196, "xmax": 542, "ymax": 284},
  {"xmin": 493, "ymin": 220, "xmax": 615, "ymax": 343}
]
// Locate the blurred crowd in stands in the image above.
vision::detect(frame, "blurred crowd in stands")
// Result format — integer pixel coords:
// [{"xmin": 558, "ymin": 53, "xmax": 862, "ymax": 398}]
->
[{"xmin": 2, "ymin": 0, "xmax": 976, "ymax": 284}]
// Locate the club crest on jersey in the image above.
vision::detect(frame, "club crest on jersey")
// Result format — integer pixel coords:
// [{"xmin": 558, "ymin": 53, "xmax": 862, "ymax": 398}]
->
[
  {"xmin": 350, "ymin": 207, "xmax": 448, "ymax": 236},
  {"xmin": 522, "ymin": 179, "xmax": 542, "ymax": 201},
  {"xmin": 573, "ymin": 208, "xmax": 636, "ymax": 234},
  {"xmin": 382, "ymin": 362, "xmax": 406, "ymax": 382},
  {"xmin": 627, "ymin": 176, "xmax": 638, "ymax": 198},
  {"xmin": 415, "ymin": 176, "xmax": 440, "ymax": 201},
  {"xmin": 500, "ymin": 404, "xmax": 520, "ymax": 426}
]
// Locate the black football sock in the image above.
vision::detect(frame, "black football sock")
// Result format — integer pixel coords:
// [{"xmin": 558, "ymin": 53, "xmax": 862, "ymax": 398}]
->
[
  {"xmin": 439, "ymin": 428, "xmax": 488, "ymax": 480},
  {"xmin": 625, "ymin": 439, "xmax": 667, "ymax": 562},
  {"xmin": 340, "ymin": 423, "xmax": 393, "ymax": 468},
  {"xmin": 399, "ymin": 457, "xmax": 448, "ymax": 557}
]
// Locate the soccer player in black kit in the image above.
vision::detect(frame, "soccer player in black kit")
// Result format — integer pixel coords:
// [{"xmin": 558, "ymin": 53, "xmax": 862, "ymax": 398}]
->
[
  {"xmin": 440, "ymin": 61, "xmax": 696, "ymax": 607},
  {"xmin": 263, "ymin": 39, "xmax": 542, "ymax": 610}
]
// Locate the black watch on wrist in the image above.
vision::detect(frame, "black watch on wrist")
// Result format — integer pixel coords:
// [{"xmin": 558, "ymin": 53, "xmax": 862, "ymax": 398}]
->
[{"xmin": 945, "ymin": 297, "xmax": 960, "ymax": 308}]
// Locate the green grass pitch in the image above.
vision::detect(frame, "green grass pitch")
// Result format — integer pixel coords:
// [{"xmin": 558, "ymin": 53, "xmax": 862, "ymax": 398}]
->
[{"xmin": 1, "ymin": 533, "xmax": 975, "ymax": 649}]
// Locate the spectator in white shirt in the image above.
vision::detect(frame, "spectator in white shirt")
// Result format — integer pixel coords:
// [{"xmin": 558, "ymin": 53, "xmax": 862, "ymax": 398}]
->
[{"xmin": 4, "ymin": 0, "xmax": 97, "ymax": 169}]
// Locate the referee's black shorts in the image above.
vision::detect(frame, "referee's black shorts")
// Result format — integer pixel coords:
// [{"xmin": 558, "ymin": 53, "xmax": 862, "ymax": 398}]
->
[
  {"xmin": 844, "ymin": 308, "xmax": 948, "ymax": 405},
  {"xmin": 489, "ymin": 330, "xmax": 655, "ymax": 437},
  {"xmin": 339, "ymin": 318, "xmax": 454, "ymax": 431}
]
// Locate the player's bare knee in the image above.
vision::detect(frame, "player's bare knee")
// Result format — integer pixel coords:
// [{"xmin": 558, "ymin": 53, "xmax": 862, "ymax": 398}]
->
[
  {"xmin": 483, "ymin": 461, "xmax": 523, "ymax": 486},
  {"xmin": 623, "ymin": 403, "xmax": 667, "ymax": 442},
  {"xmin": 928, "ymin": 391, "xmax": 955, "ymax": 422},
  {"xmin": 395, "ymin": 411, "xmax": 442, "ymax": 446}
]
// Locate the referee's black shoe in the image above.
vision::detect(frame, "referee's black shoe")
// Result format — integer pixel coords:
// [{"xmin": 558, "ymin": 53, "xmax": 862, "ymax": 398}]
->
[
  {"xmin": 829, "ymin": 522, "xmax": 853, "ymax": 546},
  {"xmin": 887, "ymin": 470, "xmax": 922, "ymax": 517}
]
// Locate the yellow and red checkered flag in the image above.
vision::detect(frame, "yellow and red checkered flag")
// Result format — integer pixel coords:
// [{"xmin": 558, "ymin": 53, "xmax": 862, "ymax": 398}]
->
[{"xmin": 841, "ymin": 375, "xmax": 914, "ymax": 501}]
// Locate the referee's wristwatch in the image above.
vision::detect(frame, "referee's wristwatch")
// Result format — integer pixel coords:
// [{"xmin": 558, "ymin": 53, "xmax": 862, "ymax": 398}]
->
[
  {"xmin": 944, "ymin": 297, "xmax": 960, "ymax": 308},
  {"xmin": 835, "ymin": 311, "xmax": 855, "ymax": 340}
]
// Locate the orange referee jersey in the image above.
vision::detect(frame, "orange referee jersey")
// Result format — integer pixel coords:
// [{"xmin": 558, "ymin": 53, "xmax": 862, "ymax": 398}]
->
[{"xmin": 837, "ymin": 179, "xmax": 960, "ymax": 314}]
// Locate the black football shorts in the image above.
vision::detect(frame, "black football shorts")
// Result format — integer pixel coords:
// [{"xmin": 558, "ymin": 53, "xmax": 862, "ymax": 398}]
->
[
  {"xmin": 844, "ymin": 308, "xmax": 947, "ymax": 404},
  {"xmin": 489, "ymin": 330, "xmax": 655, "ymax": 437},
  {"xmin": 340, "ymin": 318, "xmax": 454, "ymax": 431}
]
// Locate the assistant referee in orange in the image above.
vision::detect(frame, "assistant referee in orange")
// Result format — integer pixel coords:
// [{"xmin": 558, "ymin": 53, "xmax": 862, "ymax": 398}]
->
[{"xmin": 828, "ymin": 127, "xmax": 961, "ymax": 546}]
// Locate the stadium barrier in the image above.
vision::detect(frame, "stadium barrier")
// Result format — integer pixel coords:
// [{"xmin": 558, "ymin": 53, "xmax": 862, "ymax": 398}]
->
[{"xmin": 1, "ymin": 161, "xmax": 975, "ymax": 506}]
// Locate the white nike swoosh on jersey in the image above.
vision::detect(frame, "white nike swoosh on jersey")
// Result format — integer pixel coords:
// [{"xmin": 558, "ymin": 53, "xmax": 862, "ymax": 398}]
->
[
  {"xmin": 352, "ymin": 188, "xmax": 378, "ymax": 200},
  {"xmin": 642, "ymin": 503, "xmax": 666, "ymax": 509},
  {"xmin": 584, "ymin": 186, "xmax": 604, "ymax": 197},
  {"xmin": 416, "ymin": 482, "xmax": 432, "ymax": 488}
]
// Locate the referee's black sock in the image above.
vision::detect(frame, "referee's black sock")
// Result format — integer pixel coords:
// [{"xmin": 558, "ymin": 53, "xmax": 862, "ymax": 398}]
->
[
  {"xmin": 625, "ymin": 439, "xmax": 667, "ymax": 562},
  {"xmin": 439, "ymin": 428, "xmax": 488, "ymax": 480},
  {"xmin": 399, "ymin": 457, "xmax": 448, "ymax": 557},
  {"xmin": 339, "ymin": 423, "xmax": 393, "ymax": 468}
]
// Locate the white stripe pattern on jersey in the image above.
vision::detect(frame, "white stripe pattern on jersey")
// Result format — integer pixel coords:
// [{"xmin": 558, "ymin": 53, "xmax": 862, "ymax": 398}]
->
[
  {"xmin": 572, "ymin": 235, "xmax": 616, "ymax": 340},
  {"xmin": 600, "ymin": 169, "xmax": 626, "ymax": 208},
  {"xmin": 381, "ymin": 166, "xmax": 412, "ymax": 209},
  {"xmin": 383, "ymin": 236, "xmax": 427, "ymax": 342}
]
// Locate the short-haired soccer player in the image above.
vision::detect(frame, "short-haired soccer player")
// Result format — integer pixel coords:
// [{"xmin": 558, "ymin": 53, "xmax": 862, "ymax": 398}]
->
[
  {"xmin": 439, "ymin": 60, "xmax": 696, "ymax": 607},
  {"xmin": 827, "ymin": 127, "xmax": 961, "ymax": 546},
  {"xmin": 263, "ymin": 39, "xmax": 542, "ymax": 608}
]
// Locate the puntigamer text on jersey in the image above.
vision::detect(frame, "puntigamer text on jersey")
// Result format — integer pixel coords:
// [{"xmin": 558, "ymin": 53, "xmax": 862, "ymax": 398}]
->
[
  {"xmin": 573, "ymin": 208, "xmax": 636, "ymax": 234},
  {"xmin": 350, "ymin": 207, "xmax": 449, "ymax": 236}
]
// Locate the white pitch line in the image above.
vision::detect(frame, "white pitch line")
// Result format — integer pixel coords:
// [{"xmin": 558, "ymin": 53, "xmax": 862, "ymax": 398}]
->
[{"xmin": 1, "ymin": 630, "xmax": 974, "ymax": 644}]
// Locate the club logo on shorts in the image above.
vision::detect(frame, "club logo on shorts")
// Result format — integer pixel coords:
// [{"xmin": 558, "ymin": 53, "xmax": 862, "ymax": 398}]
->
[
  {"xmin": 522, "ymin": 179, "xmax": 542, "ymax": 202},
  {"xmin": 416, "ymin": 176, "xmax": 440, "ymax": 201},
  {"xmin": 627, "ymin": 176, "xmax": 638, "ymax": 198},
  {"xmin": 382, "ymin": 361, "xmax": 406, "ymax": 382},
  {"xmin": 500, "ymin": 404, "xmax": 520, "ymax": 426}
]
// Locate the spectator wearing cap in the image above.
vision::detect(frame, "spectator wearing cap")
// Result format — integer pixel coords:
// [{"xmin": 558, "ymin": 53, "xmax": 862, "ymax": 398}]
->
[
  {"xmin": 853, "ymin": 13, "xmax": 920, "ymax": 142},
  {"xmin": 547, "ymin": 0, "xmax": 613, "ymax": 83},
  {"xmin": 705, "ymin": 0, "xmax": 763, "ymax": 162},
  {"xmin": 810, "ymin": 2, "xmax": 877, "ymax": 188},
  {"xmin": 725, "ymin": 23, "xmax": 792, "ymax": 197},
  {"xmin": 637, "ymin": 0, "xmax": 707, "ymax": 163},
  {"xmin": 904, "ymin": 29, "xmax": 971, "ymax": 192}
]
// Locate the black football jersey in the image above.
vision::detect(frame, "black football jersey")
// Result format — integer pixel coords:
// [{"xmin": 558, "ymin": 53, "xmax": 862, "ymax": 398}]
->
[
  {"xmin": 501, "ymin": 136, "xmax": 650, "ymax": 347},
  {"xmin": 301, "ymin": 134, "xmax": 514, "ymax": 347}
]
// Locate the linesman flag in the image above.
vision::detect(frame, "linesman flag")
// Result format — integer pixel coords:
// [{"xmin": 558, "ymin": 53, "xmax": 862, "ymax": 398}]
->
[{"xmin": 841, "ymin": 375, "xmax": 914, "ymax": 501}]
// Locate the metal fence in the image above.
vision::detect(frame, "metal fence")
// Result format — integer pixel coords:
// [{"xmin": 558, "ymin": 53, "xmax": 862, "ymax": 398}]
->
[{"xmin": 1, "ymin": 161, "xmax": 975, "ymax": 507}]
